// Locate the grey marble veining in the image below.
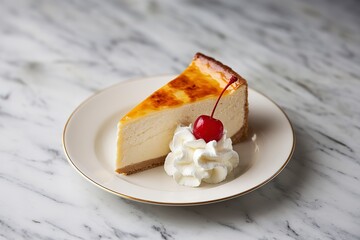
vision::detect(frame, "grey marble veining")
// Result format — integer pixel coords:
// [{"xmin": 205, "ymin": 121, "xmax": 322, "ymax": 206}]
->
[{"xmin": 1, "ymin": 0, "xmax": 359, "ymax": 239}]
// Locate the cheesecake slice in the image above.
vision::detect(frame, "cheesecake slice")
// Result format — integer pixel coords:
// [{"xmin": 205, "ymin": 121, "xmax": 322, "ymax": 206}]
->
[{"xmin": 116, "ymin": 53, "xmax": 248, "ymax": 175}]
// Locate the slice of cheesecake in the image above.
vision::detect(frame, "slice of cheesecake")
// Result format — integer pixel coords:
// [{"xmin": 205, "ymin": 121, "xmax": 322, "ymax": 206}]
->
[{"xmin": 116, "ymin": 53, "xmax": 248, "ymax": 175}]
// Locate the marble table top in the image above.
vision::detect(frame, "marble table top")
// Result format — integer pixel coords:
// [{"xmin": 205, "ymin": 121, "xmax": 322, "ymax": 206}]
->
[{"xmin": 1, "ymin": 0, "xmax": 359, "ymax": 239}]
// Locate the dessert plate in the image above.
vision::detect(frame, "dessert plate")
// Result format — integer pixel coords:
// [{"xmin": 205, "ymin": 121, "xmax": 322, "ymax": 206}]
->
[{"xmin": 63, "ymin": 75, "xmax": 295, "ymax": 206}]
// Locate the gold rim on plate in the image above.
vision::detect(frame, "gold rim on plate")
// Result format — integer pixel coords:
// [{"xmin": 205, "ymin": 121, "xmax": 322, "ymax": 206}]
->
[{"xmin": 62, "ymin": 77, "xmax": 296, "ymax": 206}]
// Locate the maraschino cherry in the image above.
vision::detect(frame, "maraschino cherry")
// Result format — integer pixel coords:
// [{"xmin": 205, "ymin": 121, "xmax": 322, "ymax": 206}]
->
[{"xmin": 193, "ymin": 76, "xmax": 238, "ymax": 143}]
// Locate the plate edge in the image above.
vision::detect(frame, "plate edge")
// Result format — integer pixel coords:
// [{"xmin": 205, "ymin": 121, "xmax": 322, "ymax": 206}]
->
[{"xmin": 62, "ymin": 76, "xmax": 296, "ymax": 206}]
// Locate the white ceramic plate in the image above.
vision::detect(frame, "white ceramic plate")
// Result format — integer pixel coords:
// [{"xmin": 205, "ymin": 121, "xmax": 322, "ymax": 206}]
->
[{"xmin": 63, "ymin": 75, "xmax": 295, "ymax": 206}]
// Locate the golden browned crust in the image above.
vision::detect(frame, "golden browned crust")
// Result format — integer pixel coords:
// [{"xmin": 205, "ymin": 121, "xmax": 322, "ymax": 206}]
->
[
  {"xmin": 194, "ymin": 52, "xmax": 248, "ymax": 88},
  {"xmin": 121, "ymin": 52, "xmax": 248, "ymax": 122},
  {"xmin": 116, "ymin": 156, "xmax": 166, "ymax": 175}
]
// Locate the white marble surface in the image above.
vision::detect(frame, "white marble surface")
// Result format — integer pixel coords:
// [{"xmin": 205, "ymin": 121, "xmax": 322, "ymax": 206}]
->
[{"xmin": 1, "ymin": 0, "xmax": 360, "ymax": 239}]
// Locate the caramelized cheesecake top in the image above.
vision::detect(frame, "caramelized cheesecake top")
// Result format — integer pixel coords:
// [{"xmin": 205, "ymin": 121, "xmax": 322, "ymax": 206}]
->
[{"xmin": 120, "ymin": 53, "xmax": 247, "ymax": 123}]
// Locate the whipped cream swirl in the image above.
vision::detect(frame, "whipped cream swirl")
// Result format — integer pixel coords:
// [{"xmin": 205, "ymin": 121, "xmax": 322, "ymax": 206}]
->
[{"xmin": 164, "ymin": 125, "xmax": 239, "ymax": 187}]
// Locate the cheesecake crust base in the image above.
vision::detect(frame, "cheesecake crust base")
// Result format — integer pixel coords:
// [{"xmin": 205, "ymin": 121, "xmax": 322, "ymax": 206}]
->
[
  {"xmin": 116, "ymin": 156, "xmax": 166, "ymax": 175},
  {"xmin": 116, "ymin": 123, "xmax": 248, "ymax": 175}
]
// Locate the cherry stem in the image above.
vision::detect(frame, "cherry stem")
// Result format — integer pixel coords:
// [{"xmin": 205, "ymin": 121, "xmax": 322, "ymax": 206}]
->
[{"xmin": 210, "ymin": 76, "xmax": 238, "ymax": 118}]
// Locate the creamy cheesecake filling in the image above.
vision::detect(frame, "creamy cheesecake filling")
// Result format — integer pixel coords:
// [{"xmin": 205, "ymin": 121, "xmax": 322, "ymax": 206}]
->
[{"xmin": 116, "ymin": 86, "xmax": 246, "ymax": 171}]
